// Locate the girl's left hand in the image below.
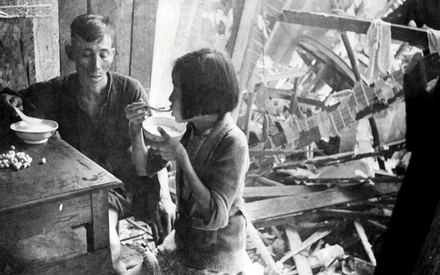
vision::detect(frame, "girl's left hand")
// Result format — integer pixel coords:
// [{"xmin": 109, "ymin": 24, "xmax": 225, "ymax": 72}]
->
[{"xmin": 150, "ymin": 127, "xmax": 185, "ymax": 162}]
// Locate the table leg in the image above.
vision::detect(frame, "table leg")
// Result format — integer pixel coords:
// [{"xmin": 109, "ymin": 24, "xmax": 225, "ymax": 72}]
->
[{"xmin": 87, "ymin": 190, "xmax": 109, "ymax": 251}]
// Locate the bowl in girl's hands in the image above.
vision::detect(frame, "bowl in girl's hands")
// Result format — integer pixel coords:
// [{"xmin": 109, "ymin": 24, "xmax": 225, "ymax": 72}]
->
[{"xmin": 142, "ymin": 116, "xmax": 186, "ymax": 142}]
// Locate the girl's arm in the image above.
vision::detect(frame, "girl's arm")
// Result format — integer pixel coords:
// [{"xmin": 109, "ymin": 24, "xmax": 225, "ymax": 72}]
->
[
  {"xmin": 154, "ymin": 127, "xmax": 249, "ymax": 227},
  {"xmin": 176, "ymin": 147, "xmax": 212, "ymax": 218},
  {"xmin": 130, "ymin": 123, "xmax": 149, "ymax": 176},
  {"xmin": 152, "ymin": 128, "xmax": 212, "ymax": 218}
]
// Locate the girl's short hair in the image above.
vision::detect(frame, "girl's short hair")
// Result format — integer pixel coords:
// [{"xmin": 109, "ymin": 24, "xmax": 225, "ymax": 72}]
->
[
  {"xmin": 70, "ymin": 14, "xmax": 115, "ymax": 45},
  {"xmin": 172, "ymin": 48, "xmax": 239, "ymax": 120}
]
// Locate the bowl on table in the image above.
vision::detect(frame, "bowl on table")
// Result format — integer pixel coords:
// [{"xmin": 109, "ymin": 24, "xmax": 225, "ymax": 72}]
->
[
  {"xmin": 10, "ymin": 120, "xmax": 58, "ymax": 144},
  {"xmin": 142, "ymin": 116, "xmax": 186, "ymax": 142}
]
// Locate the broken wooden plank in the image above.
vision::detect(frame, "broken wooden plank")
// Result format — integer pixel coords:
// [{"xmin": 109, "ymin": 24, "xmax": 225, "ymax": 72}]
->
[
  {"xmin": 317, "ymin": 208, "xmax": 391, "ymax": 221},
  {"xmin": 254, "ymin": 176, "xmax": 285, "ymax": 186},
  {"xmin": 246, "ymin": 182, "xmax": 401, "ymax": 228},
  {"xmin": 264, "ymin": 87, "xmax": 327, "ymax": 108},
  {"xmin": 354, "ymin": 220, "xmax": 377, "ymax": 266},
  {"xmin": 274, "ymin": 146, "xmax": 405, "ymax": 170},
  {"xmin": 246, "ymin": 220, "xmax": 281, "ymax": 274},
  {"xmin": 263, "ymin": 68, "xmax": 308, "ymax": 82},
  {"xmin": 131, "ymin": 0, "xmax": 158, "ymax": 90},
  {"xmin": 231, "ymin": 0, "xmax": 261, "ymax": 72},
  {"xmin": 249, "ymin": 149, "xmax": 319, "ymax": 157},
  {"xmin": 243, "ymin": 185, "xmax": 326, "ymax": 200},
  {"xmin": 279, "ymin": 230, "xmax": 331, "ymax": 264},
  {"xmin": 282, "ymin": 176, "xmax": 403, "ymax": 185},
  {"xmin": 285, "ymin": 225, "xmax": 313, "ymax": 275},
  {"xmin": 278, "ymin": 9, "xmax": 429, "ymax": 50}
]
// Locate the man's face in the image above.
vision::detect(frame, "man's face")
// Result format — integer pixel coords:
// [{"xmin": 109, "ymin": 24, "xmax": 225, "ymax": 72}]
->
[{"xmin": 69, "ymin": 33, "xmax": 115, "ymax": 91}]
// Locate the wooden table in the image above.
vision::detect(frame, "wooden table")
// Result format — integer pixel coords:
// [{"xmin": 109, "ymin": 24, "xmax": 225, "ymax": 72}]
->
[{"xmin": 0, "ymin": 132, "xmax": 123, "ymax": 275}]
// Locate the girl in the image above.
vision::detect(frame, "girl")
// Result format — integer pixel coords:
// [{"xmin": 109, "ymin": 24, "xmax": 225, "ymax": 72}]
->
[{"xmin": 125, "ymin": 48, "xmax": 249, "ymax": 274}]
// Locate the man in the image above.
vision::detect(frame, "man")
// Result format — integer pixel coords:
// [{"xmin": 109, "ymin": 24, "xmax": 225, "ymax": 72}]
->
[{"xmin": 0, "ymin": 14, "xmax": 174, "ymax": 274}]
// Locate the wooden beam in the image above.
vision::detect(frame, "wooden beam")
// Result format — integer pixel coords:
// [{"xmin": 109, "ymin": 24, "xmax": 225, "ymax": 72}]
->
[
  {"xmin": 34, "ymin": 0, "xmax": 60, "ymax": 82},
  {"xmin": 254, "ymin": 176, "xmax": 285, "ymax": 186},
  {"xmin": 318, "ymin": 208, "xmax": 391, "ymax": 221},
  {"xmin": 90, "ymin": 0, "xmax": 134, "ymax": 75},
  {"xmin": 58, "ymin": 0, "xmax": 87, "ymax": 76},
  {"xmin": 243, "ymin": 185, "xmax": 326, "ymax": 199},
  {"xmin": 262, "ymin": 68, "xmax": 307, "ymax": 82},
  {"xmin": 249, "ymin": 149, "xmax": 320, "ymax": 157},
  {"xmin": 285, "ymin": 225, "xmax": 313, "ymax": 275},
  {"xmin": 354, "ymin": 220, "xmax": 377, "ymax": 266},
  {"xmin": 231, "ymin": 0, "xmax": 262, "ymax": 122},
  {"xmin": 279, "ymin": 230, "xmax": 331, "ymax": 264},
  {"xmin": 246, "ymin": 220, "xmax": 281, "ymax": 274},
  {"xmin": 131, "ymin": 0, "xmax": 158, "ymax": 90},
  {"xmin": 278, "ymin": 10, "xmax": 429, "ymax": 50},
  {"xmin": 231, "ymin": 0, "xmax": 261, "ymax": 72},
  {"xmin": 246, "ymin": 182, "xmax": 401, "ymax": 228},
  {"xmin": 274, "ymin": 146, "xmax": 405, "ymax": 170}
]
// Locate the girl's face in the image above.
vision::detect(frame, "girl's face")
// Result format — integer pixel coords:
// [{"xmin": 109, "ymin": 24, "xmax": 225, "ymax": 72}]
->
[{"xmin": 170, "ymin": 73, "xmax": 183, "ymax": 122}]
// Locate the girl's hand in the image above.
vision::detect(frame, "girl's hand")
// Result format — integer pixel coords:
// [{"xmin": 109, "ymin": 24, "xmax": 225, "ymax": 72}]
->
[
  {"xmin": 150, "ymin": 127, "xmax": 185, "ymax": 162},
  {"xmin": 125, "ymin": 99, "xmax": 148, "ymax": 132}
]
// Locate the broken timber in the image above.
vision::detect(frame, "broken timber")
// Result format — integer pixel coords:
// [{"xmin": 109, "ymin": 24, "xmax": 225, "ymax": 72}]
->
[
  {"xmin": 245, "ymin": 182, "xmax": 400, "ymax": 228},
  {"xmin": 278, "ymin": 9, "xmax": 429, "ymax": 50}
]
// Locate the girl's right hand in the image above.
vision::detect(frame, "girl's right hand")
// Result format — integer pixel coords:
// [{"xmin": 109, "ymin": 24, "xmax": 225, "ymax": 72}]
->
[{"xmin": 125, "ymin": 99, "xmax": 148, "ymax": 132}]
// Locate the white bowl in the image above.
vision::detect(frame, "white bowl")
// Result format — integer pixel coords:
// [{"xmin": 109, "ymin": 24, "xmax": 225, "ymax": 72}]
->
[
  {"xmin": 142, "ymin": 116, "xmax": 186, "ymax": 142},
  {"xmin": 10, "ymin": 120, "xmax": 58, "ymax": 144}
]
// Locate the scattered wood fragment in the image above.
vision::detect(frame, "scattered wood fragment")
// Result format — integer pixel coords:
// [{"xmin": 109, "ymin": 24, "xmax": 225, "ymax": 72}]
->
[
  {"xmin": 243, "ymin": 185, "xmax": 326, "ymax": 199},
  {"xmin": 245, "ymin": 183, "xmax": 401, "ymax": 228},
  {"xmin": 354, "ymin": 220, "xmax": 377, "ymax": 266},
  {"xmin": 282, "ymin": 176, "xmax": 402, "ymax": 185},
  {"xmin": 274, "ymin": 146, "xmax": 404, "ymax": 170},
  {"xmin": 278, "ymin": 9, "xmax": 429, "ymax": 49},
  {"xmin": 246, "ymin": 220, "xmax": 281, "ymax": 274},
  {"xmin": 366, "ymin": 219, "xmax": 387, "ymax": 230},
  {"xmin": 254, "ymin": 176, "xmax": 285, "ymax": 186},
  {"xmin": 317, "ymin": 208, "xmax": 391, "ymax": 221},
  {"xmin": 278, "ymin": 230, "xmax": 331, "ymax": 264},
  {"xmin": 125, "ymin": 218, "xmax": 150, "ymax": 235},
  {"xmin": 249, "ymin": 149, "xmax": 320, "ymax": 157},
  {"xmin": 285, "ymin": 225, "xmax": 313, "ymax": 275}
]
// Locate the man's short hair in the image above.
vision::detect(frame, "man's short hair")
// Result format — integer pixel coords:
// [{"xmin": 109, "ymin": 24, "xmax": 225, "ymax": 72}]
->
[
  {"xmin": 70, "ymin": 14, "xmax": 115, "ymax": 45},
  {"xmin": 171, "ymin": 48, "xmax": 239, "ymax": 120}
]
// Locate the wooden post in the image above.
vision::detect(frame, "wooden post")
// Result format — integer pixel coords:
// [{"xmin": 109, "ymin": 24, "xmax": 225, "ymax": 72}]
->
[
  {"xmin": 0, "ymin": 0, "xmax": 60, "ymax": 90},
  {"xmin": 131, "ymin": 0, "xmax": 158, "ymax": 91}
]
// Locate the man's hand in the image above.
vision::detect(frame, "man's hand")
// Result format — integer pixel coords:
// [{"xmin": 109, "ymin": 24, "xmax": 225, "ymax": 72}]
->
[
  {"xmin": 146, "ymin": 187, "xmax": 175, "ymax": 246},
  {"xmin": 124, "ymin": 99, "xmax": 148, "ymax": 133},
  {"xmin": 155, "ymin": 191, "xmax": 176, "ymax": 245},
  {"xmin": 0, "ymin": 93, "xmax": 23, "ymax": 115}
]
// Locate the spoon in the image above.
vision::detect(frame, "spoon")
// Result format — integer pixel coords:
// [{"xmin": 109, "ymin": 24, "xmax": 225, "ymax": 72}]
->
[
  {"xmin": 146, "ymin": 105, "xmax": 171, "ymax": 112},
  {"xmin": 12, "ymin": 105, "xmax": 44, "ymax": 124}
]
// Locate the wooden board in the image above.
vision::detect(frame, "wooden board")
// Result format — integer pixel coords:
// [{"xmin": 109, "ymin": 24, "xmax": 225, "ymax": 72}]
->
[
  {"xmin": 33, "ymin": 0, "xmax": 60, "ymax": 82},
  {"xmin": 245, "ymin": 182, "xmax": 400, "ymax": 228},
  {"xmin": 0, "ymin": 18, "xmax": 34, "ymax": 91},
  {"xmin": 58, "ymin": 0, "xmax": 87, "ymax": 76},
  {"xmin": 285, "ymin": 225, "xmax": 313, "ymax": 275},
  {"xmin": 17, "ymin": 247, "xmax": 113, "ymax": 275},
  {"xmin": 131, "ymin": 0, "xmax": 158, "ymax": 91},
  {"xmin": 89, "ymin": 0, "xmax": 134, "ymax": 75},
  {"xmin": 0, "ymin": 195, "xmax": 91, "ymax": 241},
  {"xmin": 0, "ymin": 136, "xmax": 122, "ymax": 213},
  {"xmin": 243, "ymin": 185, "xmax": 326, "ymax": 199},
  {"xmin": 279, "ymin": 9, "xmax": 429, "ymax": 50}
]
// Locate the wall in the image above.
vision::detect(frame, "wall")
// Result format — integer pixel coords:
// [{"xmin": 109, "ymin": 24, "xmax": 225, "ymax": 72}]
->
[{"xmin": 0, "ymin": 0, "xmax": 59, "ymax": 91}]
